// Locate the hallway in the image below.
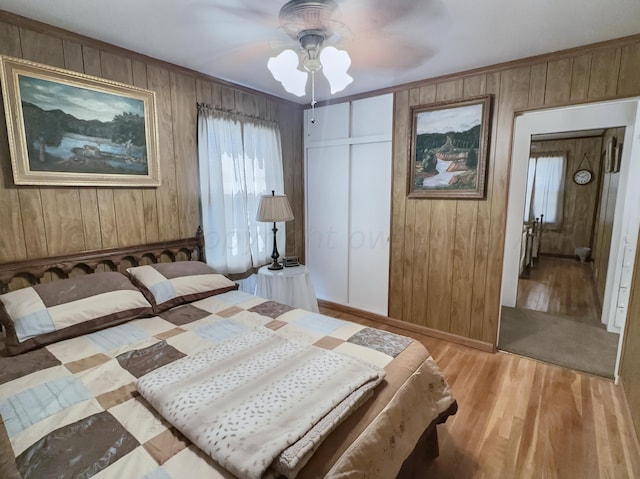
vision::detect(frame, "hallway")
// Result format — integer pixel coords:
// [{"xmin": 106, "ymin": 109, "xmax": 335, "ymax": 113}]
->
[
  {"xmin": 499, "ymin": 256, "xmax": 619, "ymax": 378},
  {"xmin": 516, "ymin": 256, "xmax": 601, "ymax": 324}
]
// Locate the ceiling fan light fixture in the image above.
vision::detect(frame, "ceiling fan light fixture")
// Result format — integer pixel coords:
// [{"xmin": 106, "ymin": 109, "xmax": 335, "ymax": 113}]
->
[
  {"xmin": 319, "ymin": 46, "xmax": 352, "ymax": 94},
  {"xmin": 267, "ymin": 49, "xmax": 308, "ymax": 97},
  {"xmin": 279, "ymin": 0, "xmax": 340, "ymax": 38},
  {"xmin": 269, "ymin": 0, "xmax": 353, "ymax": 100},
  {"xmin": 299, "ymin": 31, "xmax": 323, "ymax": 73}
]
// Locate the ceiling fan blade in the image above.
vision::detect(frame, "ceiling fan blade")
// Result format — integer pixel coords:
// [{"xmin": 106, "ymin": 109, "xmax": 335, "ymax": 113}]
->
[
  {"xmin": 338, "ymin": 0, "xmax": 447, "ymax": 33},
  {"xmin": 205, "ymin": 41, "xmax": 276, "ymax": 64},
  {"xmin": 186, "ymin": 0, "xmax": 277, "ymax": 21},
  {"xmin": 348, "ymin": 39, "xmax": 436, "ymax": 70},
  {"xmin": 291, "ymin": 0, "xmax": 443, "ymax": 71},
  {"xmin": 183, "ymin": 0, "xmax": 282, "ymax": 43}
]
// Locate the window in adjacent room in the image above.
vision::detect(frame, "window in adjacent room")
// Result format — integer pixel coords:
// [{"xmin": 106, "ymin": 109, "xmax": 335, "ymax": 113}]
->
[{"xmin": 524, "ymin": 152, "xmax": 566, "ymax": 226}]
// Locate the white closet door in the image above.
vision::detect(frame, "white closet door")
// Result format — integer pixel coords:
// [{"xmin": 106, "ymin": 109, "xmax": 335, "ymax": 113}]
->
[
  {"xmin": 306, "ymin": 145, "xmax": 350, "ymax": 304},
  {"xmin": 349, "ymin": 142, "xmax": 392, "ymax": 315}
]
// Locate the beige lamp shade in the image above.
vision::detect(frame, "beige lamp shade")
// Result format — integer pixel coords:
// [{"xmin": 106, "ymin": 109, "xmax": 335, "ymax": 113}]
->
[{"xmin": 256, "ymin": 193, "xmax": 294, "ymax": 222}]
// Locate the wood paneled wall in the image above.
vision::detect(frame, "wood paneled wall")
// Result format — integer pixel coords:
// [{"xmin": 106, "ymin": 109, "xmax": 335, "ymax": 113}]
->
[
  {"xmin": 2, "ymin": 8, "xmax": 640, "ymax": 447},
  {"xmin": 530, "ymin": 136, "xmax": 603, "ymax": 257},
  {"xmin": 0, "ymin": 12, "xmax": 305, "ymax": 265},
  {"xmin": 388, "ymin": 35, "xmax": 640, "ymax": 347}
]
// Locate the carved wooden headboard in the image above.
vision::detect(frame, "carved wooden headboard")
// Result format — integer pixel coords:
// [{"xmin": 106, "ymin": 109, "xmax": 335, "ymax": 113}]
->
[{"xmin": 0, "ymin": 228, "xmax": 205, "ymax": 294}]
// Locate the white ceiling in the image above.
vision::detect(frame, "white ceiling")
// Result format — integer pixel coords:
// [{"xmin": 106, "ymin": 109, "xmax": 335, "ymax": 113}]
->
[{"xmin": 1, "ymin": 0, "xmax": 640, "ymax": 105}]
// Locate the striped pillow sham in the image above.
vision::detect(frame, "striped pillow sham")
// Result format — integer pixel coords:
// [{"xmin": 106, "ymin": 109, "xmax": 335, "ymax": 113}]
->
[
  {"xmin": 0, "ymin": 272, "xmax": 152, "ymax": 356},
  {"xmin": 126, "ymin": 261, "xmax": 238, "ymax": 313}
]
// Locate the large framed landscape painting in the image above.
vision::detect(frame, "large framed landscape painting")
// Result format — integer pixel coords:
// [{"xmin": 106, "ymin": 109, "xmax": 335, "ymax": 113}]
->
[
  {"xmin": 0, "ymin": 56, "xmax": 160, "ymax": 187},
  {"xmin": 408, "ymin": 95, "xmax": 491, "ymax": 199}
]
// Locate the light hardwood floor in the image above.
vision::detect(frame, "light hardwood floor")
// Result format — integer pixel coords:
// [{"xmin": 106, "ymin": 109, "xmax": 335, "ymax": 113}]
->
[
  {"xmin": 320, "ymin": 305, "xmax": 640, "ymax": 478},
  {"xmin": 517, "ymin": 256, "xmax": 601, "ymax": 325}
]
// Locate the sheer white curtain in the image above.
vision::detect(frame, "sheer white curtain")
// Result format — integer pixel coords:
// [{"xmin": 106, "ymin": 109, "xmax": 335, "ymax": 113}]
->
[
  {"xmin": 524, "ymin": 153, "xmax": 566, "ymax": 225},
  {"xmin": 198, "ymin": 105, "xmax": 285, "ymax": 275}
]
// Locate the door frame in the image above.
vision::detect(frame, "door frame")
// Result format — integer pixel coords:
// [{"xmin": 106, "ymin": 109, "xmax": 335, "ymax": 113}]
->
[{"xmin": 500, "ymin": 98, "xmax": 640, "ymax": 381}]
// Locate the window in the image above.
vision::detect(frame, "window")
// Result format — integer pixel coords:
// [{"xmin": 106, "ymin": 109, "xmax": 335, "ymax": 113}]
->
[
  {"xmin": 197, "ymin": 105, "xmax": 285, "ymax": 275},
  {"xmin": 524, "ymin": 153, "xmax": 566, "ymax": 225}
]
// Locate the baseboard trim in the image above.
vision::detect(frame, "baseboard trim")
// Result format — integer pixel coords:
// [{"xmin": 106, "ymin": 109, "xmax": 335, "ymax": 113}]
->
[
  {"xmin": 318, "ymin": 300, "xmax": 496, "ymax": 353},
  {"xmin": 539, "ymin": 252, "xmax": 588, "ymax": 261}
]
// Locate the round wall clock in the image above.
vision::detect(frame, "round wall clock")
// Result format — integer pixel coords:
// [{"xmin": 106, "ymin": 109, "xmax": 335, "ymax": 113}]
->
[{"xmin": 573, "ymin": 169, "xmax": 593, "ymax": 185}]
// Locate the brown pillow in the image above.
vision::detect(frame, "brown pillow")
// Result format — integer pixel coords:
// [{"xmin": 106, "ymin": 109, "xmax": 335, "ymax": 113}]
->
[
  {"xmin": 126, "ymin": 261, "xmax": 238, "ymax": 313},
  {"xmin": 0, "ymin": 272, "xmax": 152, "ymax": 356}
]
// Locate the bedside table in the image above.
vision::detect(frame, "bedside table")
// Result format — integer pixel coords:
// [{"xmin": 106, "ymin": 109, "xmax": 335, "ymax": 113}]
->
[{"xmin": 256, "ymin": 264, "xmax": 319, "ymax": 312}]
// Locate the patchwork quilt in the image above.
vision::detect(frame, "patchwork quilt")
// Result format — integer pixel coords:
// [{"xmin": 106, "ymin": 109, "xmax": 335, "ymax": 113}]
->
[{"xmin": 0, "ymin": 291, "xmax": 455, "ymax": 479}]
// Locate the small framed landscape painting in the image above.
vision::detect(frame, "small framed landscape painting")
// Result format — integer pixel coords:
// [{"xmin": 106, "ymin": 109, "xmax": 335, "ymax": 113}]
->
[
  {"xmin": 0, "ymin": 55, "xmax": 160, "ymax": 187},
  {"xmin": 408, "ymin": 95, "xmax": 491, "ymax": 199}
]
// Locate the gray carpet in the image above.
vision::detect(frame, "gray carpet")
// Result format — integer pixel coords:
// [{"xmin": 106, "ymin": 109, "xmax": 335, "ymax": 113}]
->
[{"xmin": 498, "ymin": 307, "xmax": 619, "ymax": 378}]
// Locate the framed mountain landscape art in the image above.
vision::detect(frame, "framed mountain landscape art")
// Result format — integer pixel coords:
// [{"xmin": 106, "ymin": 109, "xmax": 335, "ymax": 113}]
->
[
  {"xmin": 408, "ymin": 95, "xmax": 491, "ymax": 199},
  {"xmin": 0, "ymin": 56, "xmax": 160, "ymax": 187}
]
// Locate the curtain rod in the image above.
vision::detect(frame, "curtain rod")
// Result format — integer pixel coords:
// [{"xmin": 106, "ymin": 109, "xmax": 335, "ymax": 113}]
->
[{"xmin": 197, "ymin": 102, "xmax": 277, "ymax": 126}]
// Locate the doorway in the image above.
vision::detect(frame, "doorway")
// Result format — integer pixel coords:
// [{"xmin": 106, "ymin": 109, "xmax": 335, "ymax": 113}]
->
[
  {"xmin": 500, "ymin": 128, "xmax": 620, "ymax": 378},
  {"xmin": 499, "ymin": 98, "xmax": 640, "ymax": 381},
  {"xmin": 501, "ymin": 257, "xmax": 619, "ymax": 377}
]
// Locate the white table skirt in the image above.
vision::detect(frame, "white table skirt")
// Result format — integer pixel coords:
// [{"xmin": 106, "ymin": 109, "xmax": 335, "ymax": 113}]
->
[{"xmin": 255, "ymin": 264, "xmax": 319, "ymax": 313}]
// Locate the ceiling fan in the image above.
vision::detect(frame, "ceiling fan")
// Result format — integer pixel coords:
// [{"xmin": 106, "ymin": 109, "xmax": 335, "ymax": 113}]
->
[
  {"xmin": 267, "ymin": 0, "xmax": 353, "ymax": 100},
  {"xmin": 190, "ymin": 0, "xmax": 445, "ymax": 101}
]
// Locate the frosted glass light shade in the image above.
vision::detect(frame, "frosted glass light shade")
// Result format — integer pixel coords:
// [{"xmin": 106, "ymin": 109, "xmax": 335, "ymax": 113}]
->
[
  {"xmin": 320, "ymin": 46, "xmax": 353, "ymax": 94},
  {"xmin": 256, "ymin": 194, "xmax": 294, "ymax": 222},
  {"xmin": 267, "ymin": 50, "xmax": 307, "ymax": 97}
]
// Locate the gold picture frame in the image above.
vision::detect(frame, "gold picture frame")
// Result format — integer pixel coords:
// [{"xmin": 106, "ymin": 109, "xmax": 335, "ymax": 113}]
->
[
  {"xmin": 408, "ymin": 95, "xmax": 491, "ymax": 199},
  {"xmin": 0, "ymin": 56, "xmax": 160, "ymax": 187}
]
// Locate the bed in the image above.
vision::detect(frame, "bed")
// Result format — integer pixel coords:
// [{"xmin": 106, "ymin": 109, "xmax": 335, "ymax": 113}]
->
[
  {"xmin": 519, "ymin": 216, "xmax": 543, "ymax": 279},
  {"xmin": 0, "ymin": 232, "xmax": 457, "ymax": 479}
]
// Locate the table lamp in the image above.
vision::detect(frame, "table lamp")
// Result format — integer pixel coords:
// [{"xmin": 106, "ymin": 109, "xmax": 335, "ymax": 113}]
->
[{"xmin": 256, "ymin": 190, "xmax": 294, "ymax": 270}]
